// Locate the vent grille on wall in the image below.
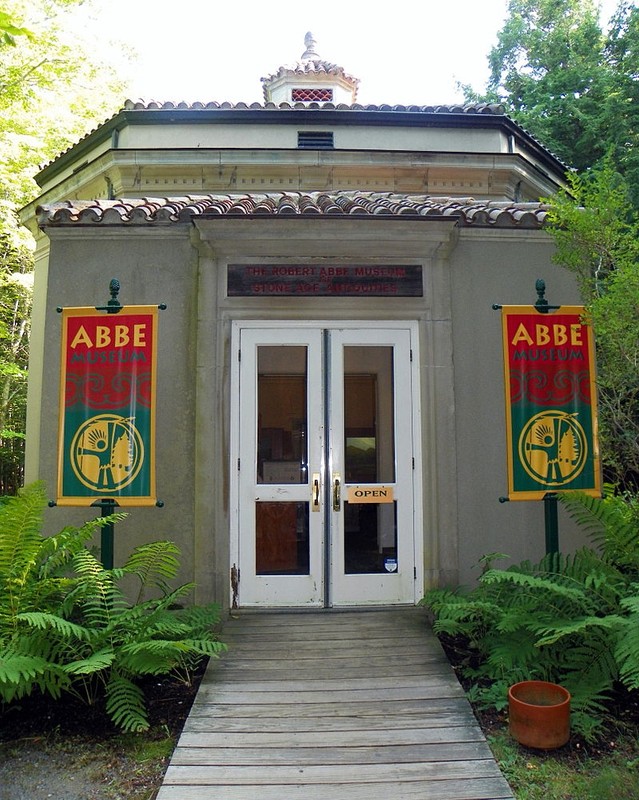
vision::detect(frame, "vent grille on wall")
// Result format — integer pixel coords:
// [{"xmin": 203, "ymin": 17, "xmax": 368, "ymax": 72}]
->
[
  {"xmin": 292, "ymin": 88, "xmax": 334, "ymax": 102},
  {"xmin": 297, "ymin": 131, "xmax": 334, "ymax": 149}
]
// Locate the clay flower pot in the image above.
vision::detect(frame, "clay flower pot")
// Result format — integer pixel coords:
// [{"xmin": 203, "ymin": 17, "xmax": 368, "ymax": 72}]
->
[{"xmin": 508, "ymin": 680, "xmax": 571, "ymax": 749}]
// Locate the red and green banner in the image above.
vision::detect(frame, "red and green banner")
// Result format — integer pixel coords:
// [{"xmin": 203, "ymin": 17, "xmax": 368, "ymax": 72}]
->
[
  {"xmin": 501, "ymin": 306, "xmax": 601, "ymax": 500},
  {"xmin": 57, "ymin": 307, "xmax": 158, "ymax": 506}
]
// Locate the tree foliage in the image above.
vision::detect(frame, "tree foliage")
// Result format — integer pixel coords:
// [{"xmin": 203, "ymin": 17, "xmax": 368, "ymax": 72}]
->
[
  {"xmin": 471, "ymin": 0, "xmax": 639, "ymax": 204},
  {"xmin": 0, "ymin": 1, "xmax": 127, "ymax": 493},
  {"xmin": 468, "ymin": 1, "xmax": 639, "ymax": 487},
  {"xmin": 545, "ymin": 164, "xmax": 639, "ymax": 487}
]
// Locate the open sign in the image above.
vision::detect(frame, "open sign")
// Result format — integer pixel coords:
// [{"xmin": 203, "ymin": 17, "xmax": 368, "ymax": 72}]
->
[{"xmin": 347, "ymin": 486, "xmax": 394, "ymax": 504}]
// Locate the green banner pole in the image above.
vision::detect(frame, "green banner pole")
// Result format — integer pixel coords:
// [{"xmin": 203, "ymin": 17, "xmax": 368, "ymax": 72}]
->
[
  {"xmin": 544, "ymin": 493, "xmax": 559, "ymax": 554},
  {"xmin": 92, "ymin": 498, "xmax": 117, "ymax": 569},
  {"xmin": 535, "ymin": 280, "xmax": 560, "ymax": 555}
]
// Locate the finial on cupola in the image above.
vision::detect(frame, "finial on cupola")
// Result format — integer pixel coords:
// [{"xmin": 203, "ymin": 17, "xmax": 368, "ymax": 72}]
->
[
  {"xmin": 261, "ymin": 31, "xmax": 359, "ymax": 104},
  {"xmin": 301, "ymin": 32, "xmax": 320, "ymax": 60}
]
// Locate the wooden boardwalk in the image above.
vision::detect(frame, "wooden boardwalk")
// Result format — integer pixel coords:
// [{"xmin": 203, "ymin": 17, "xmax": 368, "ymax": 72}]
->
[{"xmin": 156, "ymin": 609, "xmax": 514, "ymax": 800}]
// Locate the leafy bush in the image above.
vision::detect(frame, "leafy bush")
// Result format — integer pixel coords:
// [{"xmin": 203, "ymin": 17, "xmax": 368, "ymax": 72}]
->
[
  {"xmin": 423, "ymin": 490, "xmax": 639, "ymax": 741},
  {"xmin": 0, "ymin": 483, "xmax": 225, "ymax": 731}
]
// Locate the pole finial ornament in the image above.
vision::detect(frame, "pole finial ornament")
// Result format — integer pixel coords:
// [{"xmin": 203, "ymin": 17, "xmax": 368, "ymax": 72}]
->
[
  {"xmin": 107, "ymin": 278, "xmax": 122, "ymax": 313},
  {"xmin": 535, "ymin": 278, "xmax": 549, "ymax": 312},
  {"xmin": 301, "ymin": 32, "xmax": 320, "ymax": 60}
]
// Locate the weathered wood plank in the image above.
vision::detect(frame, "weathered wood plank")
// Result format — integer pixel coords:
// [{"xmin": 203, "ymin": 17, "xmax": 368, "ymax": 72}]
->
[
  {"xmin": 156, "ymin": 778, "xmax": 515, "ymax": 800},
  {"xmin": 182, "ymin": 711, "xmax": 476, "ymax": 733},
  {"xmin": 170, "ymin": 741, "xmax": 496, "ymax": 766},
  {"xmin": 162, "ymin": 759, "xmax": 504, "ymax": 784},
  {"xmin": 175, "ymin": 726, "xmax": 486, "ymax": 748},
  {"xmin": 185, "ymin": 696, "xmax": 472, "ymax": 719},
  {"xmin": 212, "ymin": 649, "xmax": 447, "ymax": 665},
  {"xmin": 195, "ymin": 683, "xmax": 465, "ymax": 704},
  {"xmin": 211, "ymin": 665, "xmax": 445, "ymax": 681},
  {"xmin": 195, "ymin": 674, "xmax": 459, "ymax": 692},
  {"xmin": 218, "ymin": 640, "xmax": 435, "ymax": 656}
]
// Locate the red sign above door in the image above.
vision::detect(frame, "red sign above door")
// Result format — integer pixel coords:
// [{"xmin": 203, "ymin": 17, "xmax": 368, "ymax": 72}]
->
[{"xmin": 228, "ymin": 264, "xmax": 423, "ymax": 297}]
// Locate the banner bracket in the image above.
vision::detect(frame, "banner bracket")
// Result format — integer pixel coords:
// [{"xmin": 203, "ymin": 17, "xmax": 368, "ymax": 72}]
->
[
  {"xmin": 56, "ymin": 279, "xmax": 167, "ymax": 314},
  {"xmin": 534, "ymin": 278, "xmax": 561, "ymax": 314},
  {"xmin": 493, "ymin": 279, "xmax": 562, "ymax": 314},
  {"xmin": 94, "ymin": 278, "xmax": 123, "ymax": 314}
]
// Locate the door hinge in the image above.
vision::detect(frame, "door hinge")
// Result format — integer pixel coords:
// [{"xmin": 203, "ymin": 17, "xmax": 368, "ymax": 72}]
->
[
  {"xmin": 238, "ymin": 349, "xmax": 241, "ymax": 362},
  {"xmin": 410, "ymin": 349, "xmax": 413, "ymax": 362},
  {"xmin": 412, "ymin": 457, "xmax": 415, "ymax": 470},
  {"xmin": 237, "ymin": 458, "xmax": 241, "ymax": 471},
  {"xmin": 414, "ymin": 566, "xmax": 417, "ymax": 580},
  {"xmin": 231, "ymin": 564, "xmax": 240, "ymax": 609}
]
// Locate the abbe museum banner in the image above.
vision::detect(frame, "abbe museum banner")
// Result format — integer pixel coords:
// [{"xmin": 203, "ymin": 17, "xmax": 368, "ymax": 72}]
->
[
  {"xmin": 501, "ymin": 306, "xmax": 601, "ymax": 501},
  {"xmin": 57, "ymin": 307, "xmax": 158, "ymax": 506}
]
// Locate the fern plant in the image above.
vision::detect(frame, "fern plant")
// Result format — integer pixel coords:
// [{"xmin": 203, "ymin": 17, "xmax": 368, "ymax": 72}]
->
[
  {"xmin": 0, "ymin": 483, "xmax": 113, "ymax": 701},
  {"xmin": 423, "ymin": 490, "xmax": 639, "ymax": 741},
  {"xmin": 0, "ymin": 483, "xmax": 226, "ymax": 732}
]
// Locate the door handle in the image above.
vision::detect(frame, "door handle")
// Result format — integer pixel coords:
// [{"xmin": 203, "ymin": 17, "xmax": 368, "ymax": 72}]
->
[
  {"xmin": 333, "ymin": 473, "xmax": 341, "ymax": 511},
  {"xmin": 311, "ymin": 473, "xmax": 320, "ymax": 511}
]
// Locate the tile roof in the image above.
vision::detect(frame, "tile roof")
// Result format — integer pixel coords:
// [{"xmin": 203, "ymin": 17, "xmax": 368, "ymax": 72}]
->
[
  {"xmin": 37, "ymin": 192, "xmax": 549, "ymax": 229},
  {"xmin": 121, "ymin": 99, "xmax": 504, "ymax": 114}
]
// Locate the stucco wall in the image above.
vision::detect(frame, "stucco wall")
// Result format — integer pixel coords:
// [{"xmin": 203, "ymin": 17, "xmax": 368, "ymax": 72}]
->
[
  {"xmin": 449, "ymin": 231, "xmax": 585, "ymax": 587},
  {"xmin": 30, "ymin": 218, "xmax": 589, "ymax": 606},
  {"xmin": 36, "ymin": 226, "xmax": 201, "ymax": 593}
]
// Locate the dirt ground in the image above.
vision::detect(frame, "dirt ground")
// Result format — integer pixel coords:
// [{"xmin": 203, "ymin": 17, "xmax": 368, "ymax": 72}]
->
[{"xmin": 0, "ymin": 669, "xmax": 203, "ymax": 800}]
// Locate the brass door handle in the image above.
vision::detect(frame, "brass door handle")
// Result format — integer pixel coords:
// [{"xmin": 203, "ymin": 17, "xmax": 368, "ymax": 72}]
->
[
  {"xmin": 333, "ymin": 473, "xmax": 341, "ymax": 511},
  {"xmin": 312, "ymin": 473, "xmax": 320, "ymax": 511}
]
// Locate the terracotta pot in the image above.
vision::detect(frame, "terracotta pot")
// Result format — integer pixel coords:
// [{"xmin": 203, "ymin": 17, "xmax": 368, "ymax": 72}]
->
[{"xmin": 508, "ymin": 680, "xmax": 571, "ymax": 749}]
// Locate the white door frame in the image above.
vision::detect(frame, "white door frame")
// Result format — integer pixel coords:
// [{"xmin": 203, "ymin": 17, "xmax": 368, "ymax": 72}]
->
[{"xmin": 229, "ymin": 320, "xmax": 424, "ymax": 607}]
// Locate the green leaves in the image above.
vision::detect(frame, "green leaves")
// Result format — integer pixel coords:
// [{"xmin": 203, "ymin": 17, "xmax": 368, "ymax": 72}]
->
[
  {"xmin": 0, "ymin": 10, "xmax": 34, "ymax": 47},
  {"xmin": 124, "ymin": 540, "xmax": 181, "ymax": 602},
  {"xmin": 478, "ymin": 0, "xmax": 637, "ymax": 182},
  {"xmin": 423, "ymin": 492, "xmax": 639, "ymax": 741},
  {"xmin": 0, "ymin": 483, "xmax": 225, "ymax": 731},
  {"xmin": 0, "ymin": 1, "xmax": 130, "ymax": 493},
  {"xmin": 106, "ymin": 674, "xmax": 149, "ymax": 733},
  {"xmin": 544, "ymin": 162, "xmax": 639, "ymax": 486}
]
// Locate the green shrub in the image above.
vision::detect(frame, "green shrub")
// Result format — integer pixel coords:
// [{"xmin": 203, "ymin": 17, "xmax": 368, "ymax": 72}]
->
[
  {"xmin": 0, "ymin": 482, "xmax": 225, "ymax": 732},
  {"xmin": 423, "ymin": 490, "xmax": 639, "ymax": 741}
]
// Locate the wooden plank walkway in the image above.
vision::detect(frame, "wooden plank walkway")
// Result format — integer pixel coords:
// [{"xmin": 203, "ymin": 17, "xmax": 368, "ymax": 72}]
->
[{"xmin": 156, "ymin": 608, "xmax": 514, "ymax": 800}]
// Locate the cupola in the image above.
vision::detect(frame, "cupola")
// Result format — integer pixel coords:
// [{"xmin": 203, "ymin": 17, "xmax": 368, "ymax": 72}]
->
[{"xmin": 261, "ymin": 32, "xmax": 359, "ymax": 105}]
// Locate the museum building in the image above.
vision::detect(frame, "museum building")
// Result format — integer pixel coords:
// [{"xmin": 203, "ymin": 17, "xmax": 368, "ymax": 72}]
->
[{"xmin": 21, "ymin": 35, "xmax": 583, "ymax": 608}]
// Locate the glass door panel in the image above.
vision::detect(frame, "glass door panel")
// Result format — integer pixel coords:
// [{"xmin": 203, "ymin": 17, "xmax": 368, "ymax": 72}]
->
[
  {"xmin": 256, "ymin": 501, "xmax": 309, "ymax": 575},
  {"xmin": 344, "ymin": 346, "xmax": 395, "ymax": 484},
  {"xmin": 344, "ymin": 501, "xmax": 397, "ymax": 574},
  {"xmin": 257, "ymin": 346, "xmax": 307, "ymax": 485}
]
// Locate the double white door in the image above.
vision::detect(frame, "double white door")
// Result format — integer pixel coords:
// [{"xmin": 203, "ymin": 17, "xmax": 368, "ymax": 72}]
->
[{"xmin": 231, "ymin": 322, "xmax": 421, "ymax": 607}]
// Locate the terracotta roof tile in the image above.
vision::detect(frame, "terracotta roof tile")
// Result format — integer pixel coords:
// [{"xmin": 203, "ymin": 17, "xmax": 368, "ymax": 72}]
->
[
  {"xmin": 121, "ymin": 99, "xmax": 505, "ymax": 114},
  {"xmin": 37, "ymin": 192, "xmax": 549, "ymax": 229}
]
